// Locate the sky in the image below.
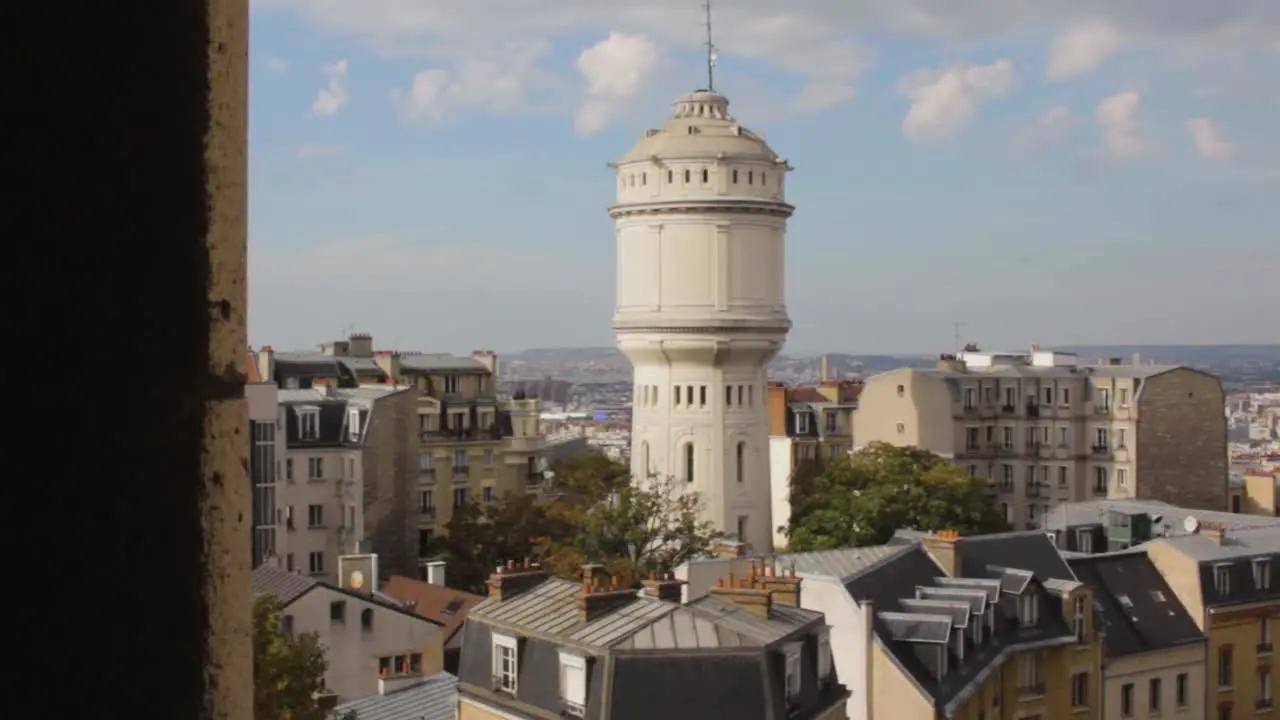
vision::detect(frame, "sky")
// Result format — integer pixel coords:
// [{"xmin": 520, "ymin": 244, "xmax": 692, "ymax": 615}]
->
[{"xmin": 248, "ymin": 0, "xmax": 1280, "ymax": 356}]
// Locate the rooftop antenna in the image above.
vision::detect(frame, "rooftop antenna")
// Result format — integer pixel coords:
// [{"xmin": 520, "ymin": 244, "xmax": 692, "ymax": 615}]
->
[
  {"xmin": 952, "ymin": 321, "xmax": 968, "ymax": 354},
  {"xmin": 702, "ymin": 0, "xmax": 718, "ymax": 91}
]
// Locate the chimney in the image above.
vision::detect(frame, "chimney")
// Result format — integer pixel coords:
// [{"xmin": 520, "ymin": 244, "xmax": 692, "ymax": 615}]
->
[
  {"xmin": 258, "ymin": 346, "xmax": 275, "ymax": 383},
  {"xmin": 1105, "ymin": 357, "xmax": 1123, "ymax": 366},
  {"xmin": 487, "ymin": 558, "xmax": 547, "ymax": 601},
  {"xmin": 373, "ymin": 350, "xmax": 402, "ymax": 380},
  {"xmin": 348, "ymin": 332, "xmax": 373, "ymax": 358},
  {"xmin": 820, "ymin": 355, "xmax": 830, "ymax": 382},
  {"xmin": 749, "ymin": 557, "xmax": 803, "ymax": 608},
  {"xmin": 712, "ymin": 539, "xmax": 749, "ymax": 559},
  {"xmin": 576, "ymin": 564, "xmax": 637, "ymax": 622},
  {"xmin": 425, "ymin": 560, "xmax": 447, "ymax": 588},
  {"xmin": 472, "ymin": 350, "xmax": 499, "ymax": 377},
  {"xmin": 708, "ymin": 576, "xmax": 772, "ymax": 620},
  {"xmin": 937, "ymin": 354, "xmax": 967, "ymax": 372},
  {"xmin": 378, "ymin": 674, "xmax": 427, "ymax": 695},
  {"xmin": 921, "ymin": 530, "xmax": 962, "ymax": 576},
  {"xmin": 1199, "ymin": 521, "xmax": 1226, "ymax": 545},
  {"xmin": 860, "ymin": 598, "xmax": 874, "ymax": 719},
  {"xmin": 641, "ymin": 571, "xmax": 685, "ymax": 602}
]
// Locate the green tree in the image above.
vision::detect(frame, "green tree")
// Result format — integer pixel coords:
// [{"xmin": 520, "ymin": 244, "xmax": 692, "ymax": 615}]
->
[
  {"xmin": 548, "ymin": 449, "xmax": 630, "ymax": 498},
  {"xmin": 786, "ymin": 442, "xmax": 1008, "ymax": 550},
  {"xmin": 253, "ymin": 594, "xmax": 330, "ymax": 720},
  {"xmin": 440, "ymin": 491, "xmax": 563, "ymax": 593}
]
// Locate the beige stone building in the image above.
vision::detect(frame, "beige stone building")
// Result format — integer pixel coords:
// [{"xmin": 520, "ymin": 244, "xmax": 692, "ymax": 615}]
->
[{"xmin": 851, "ymin": 349, "xmax": 1228, "ymax": 529}]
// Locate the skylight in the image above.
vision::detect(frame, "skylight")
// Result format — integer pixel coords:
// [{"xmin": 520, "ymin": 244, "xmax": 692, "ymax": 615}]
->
[
  {"xmin": 1150, "ymin": 590, "xmax": 1166, "ymax": 602},
  {"xmin": 1117, "ymin": 594, "xmax": 1134, "ymax": 608}
]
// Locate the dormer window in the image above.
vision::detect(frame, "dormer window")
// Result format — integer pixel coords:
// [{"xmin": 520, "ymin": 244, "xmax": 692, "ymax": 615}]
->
[
  {"xmin": 558, "ymin": 651, "xmax": 587, "ymax": 717},
  {"xmin": 298, "ymin": 409, "xmax": 319, "ymax": 440},
  {"xmin": 1074, "ymin": 596, "xmax": 1087, "ymax": 642},
  {"xmin": 783, "ymin": 642, "xmax": 802, "ymax": 701},
  {"xmin": 817, "ymin": 629, "xmax": 833, "ymax": 681},
  {"xmin": 347, "ymin": 408, "xmax": 361, "ymax": 442},
  {"xmin": 493, "ymin": 633, "xmax": 519, "ymax": 694},
  {"xmin": 795, "ymin": 412, "xmax": 810, "ymax": 434},
  {"xmin": 1018, "ymin": 592, "xmax": 1039, "ymax": 627},
  {"xmin": 1255, "ymin": 559, "xmax": 1272, "ymax": 590},
  {"xmin": 1215, "ymin": 563, "xmax": 1232, "ymax": 596}
]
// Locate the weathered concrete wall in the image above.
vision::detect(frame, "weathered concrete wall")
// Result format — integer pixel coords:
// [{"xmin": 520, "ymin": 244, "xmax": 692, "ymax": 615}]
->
[
  {"xmin": 11, "ymin": 0, "xmax": 251, "ymax": 717},
  {"xmin": 1136, "ymin": 368, "xmax": 1228, "ymax": 512},
  {"xmin": 364, "ymin": 388, "xmax": 419, "ymax": 579}
]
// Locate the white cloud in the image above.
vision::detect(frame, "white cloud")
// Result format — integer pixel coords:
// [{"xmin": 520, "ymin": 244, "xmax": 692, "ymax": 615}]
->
[
  {"xmin": 392, "ymin": 42, "xmax": 553, "ymax": 123},
  {"xmin": 1046, "ymin": 21, "xmax": 1125, "ymax": 79},
  {"xmin": 311, "ymin": 59, "xmax": 349, "ymax": 116},
  {"xmin": 898, "ymin": 59, "xmax": 1016, "ymax": 143},
  {"xmin": 574, "ymin": 32, "xmax": 660, "ymax": 135},
  {"xmin": 1095, "ymin": 91, "xmax": 1154, "ymax": 158},
  {"xmin": 1186, "ymin": 118, "xmax": 1236, "ymax": 160},
  {"xmin": 1012, "ymin": 106, "xmax": 1078, "ymax": 155},
  {"xmin": 294, "ymin": 145, "xmax": 345, "ymax": 158},
  {"xmin": 266, "ymin": 57, "xmax": 289, "ymax": 73}
]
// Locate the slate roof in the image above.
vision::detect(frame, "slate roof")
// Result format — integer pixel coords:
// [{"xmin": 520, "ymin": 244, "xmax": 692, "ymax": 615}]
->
[
  {"xmin": 471, "ymin": 576, "xmax": 820, "ymax": 652},
  {"xmin": 332, "ymin": 671, "xmax": 458, "ymax": 720},
  {"xmin": 845, "ymin": 533, "xmax": 1078, "ymax": 717},
  {"xmin": 401, "ymin": 354, "xmax": 489, "ymax": 373},
  {"xmin": 776, "ymin": 543, "xmax": 910, "ymax": 581},
  {"xmin": 1156, "ymin": 526, "xmax": 1280, "ymax": 610},
  {"xmin": 1043, "ymin": 499, "xmax": 1280, "ymax": 548},
  {"xmin": 381, "ymin": 575, "xmax": 484, "ymax": 646},
  {"xmin": 1067, "ymin": 551, "xmax": 1202, "ymax": 658},
  {"xmin": 252, "ymin": 565, "xmax": 318, "ymax": 605}
]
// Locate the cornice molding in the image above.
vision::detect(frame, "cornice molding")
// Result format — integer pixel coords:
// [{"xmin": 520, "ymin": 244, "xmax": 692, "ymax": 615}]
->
[{"xmin": 609, "ymin": 199, "xmax": 794, "ymax": 219}]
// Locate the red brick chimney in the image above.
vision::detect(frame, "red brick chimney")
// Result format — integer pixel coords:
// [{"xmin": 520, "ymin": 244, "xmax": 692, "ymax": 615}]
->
[
  {"xmin": 749, "ymin": 557, "xmax": 803, "ymax": 607},
  {"xmin": 709, "ymin": 576, "xmax": 773, "ymax": 619},
  {"xmin": 921, "ymin": 530, "xmax": 962, "ymax": 577},
  {"xmin": 576, "ymin": 564, "xmax": 637, "ymax": 622},
  {"xmin": 641, "ymin": 571, "xmax": 685, "ymax": 602},
  {"xmin": 1199, "ymin": 520, "xmax": 1226, "ymax": 545},
  {"xmin": 487, "ymin": 558, "xmax": 547, "ymax": 601}
]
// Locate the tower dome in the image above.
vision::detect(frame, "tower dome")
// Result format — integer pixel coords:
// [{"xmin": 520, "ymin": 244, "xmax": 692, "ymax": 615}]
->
[{"xmin": 617, "ymin": 91, "xmax": 783, "ymax": 165}]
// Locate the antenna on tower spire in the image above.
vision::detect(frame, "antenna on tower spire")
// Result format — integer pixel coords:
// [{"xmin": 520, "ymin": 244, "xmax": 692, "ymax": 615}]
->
[{"xmin": 702, "ymin": 0, "xmax": 718, "ymax": 91}]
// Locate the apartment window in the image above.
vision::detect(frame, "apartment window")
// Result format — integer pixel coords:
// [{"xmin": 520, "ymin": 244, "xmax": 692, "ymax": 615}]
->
[
  {"xmin": 784, "ymin": 643, "xmax": 802, "ymax": 700},
  {"xmin": 1176, "ymin": 672, "xmax": 1189, "ymax": 707},
  {"xmin": 483, "ymin": 449, "xmax": 493, "ymax": 467},
  {"xmin": 1002, "ymin": 427, "xmax": 1013, "ymax": 448},
  {"xmin": 1117, "ymin": 468, "xmax": 1128, "ymax": 488},
  {"xmin": 347, "ymin": 408, "xmax": 361, "ymax": 441},
  {"xmin": 736, "ymin": 515, "xmax": 748, "ymax": 541},
  {"xmin": 736, "ymin": 442, "xmax": 745, "ymax": 483},
  {"xmin": 1058, "ymin": 466, "xmax": 1068, "ymax": 487},
  {"xmin": 452, "ymin": 488, "xmax": 467, "ymax": 507},
  {"xmin": 419, "ymin": 490, "xmax": 433, "ymax": 513},
  {"xmin": 1098, "ymin": 387, "xmax": 1111, "ymax": 410},
  {"xmin": 1074, "ymin": 596, "xmax": 1086, "ymax": 641},
  {"xmin": 732, "ymin": 169, "xmax": 739, "ymax": 183},
  {"xmin": 747, "ymin": 385, "xmax": 754, "ymax": 407},
  {"xmin": 1121, "ymin": 683, "xmax": 1134, "ymax": 717},
  {"xmin": 482, "ymin": 486, "xmax": 494, "ymax": 503},
  {"xmin": 1018, "ymin": 653, "xmax": 1041, "ymax": 693},
  {"xmin": 1219, "ymin": 708, "xmax": 1232, "ymax": 720},
  {"xmin": 699, "ymin": 385, "xmax": 707, "ymax": 407},
  {"xmin": 966, "ymin": 465, "xmax": 977, "ymax": 477},
  {"xmin": 1260, "ymin": 668, "xmax": 1273, "ymax": 708},
  {"xmin": 299, "ymin": 409, "xmax": 319, "ymax": 440},
  {"xmin": 418, "ymin": 452, "xmax": 432, "ymax": 472},
  {"xmin": 964, "ymin": 388, "xmax": 976, "ymax": 408},
  {"xmin": 1094, "ymin": 427, "xmax": 1108, "ymax": 449},
  {"xmin": 285, "ymin": 458, "xmax": 294, "ymax": 481},
  {"xmin": 1070, "ymin": 672, "xmax": 1089, "ymax": 708},
  {"xmin": 684, "ymin": 443, "xmax": 695, "ymax": 483},
  {"xmin": 1018, "ymin": 592, "xmax": 1039, "ymax": 627},
  {"xmin": 285, "ymin": 552, "xmax": 295, "ymax": 571},
  {"xmin": 1043, "ymin": 386, "xmax": 1053, "ymax": 405},
  {"xmin": 896, "ymin": 384, "xmax": 905, "ymax": 397},
  {"xmin": 1215, "ymin": 564, "xmax": 1232, "ymax": 595},
  {"xmin": 1061, "ymin": 387, "xmax": 1071, "ymax": 405},
  {"xmin": 1001, "ymin": 464, "xmax": 1014, "ymax": 485},
  {"xmin": 795, "ymin": 412, "xmax": 810, "ymax": 434},
  {"xmin": 1058, "ymin": 426, "xmax": 1068, "ymax": 446},
  {"xmin": 1219, "ymin": 645, "xmax": 1233, "ymax": 688},
  {"xmin": 361, "ymin": 607, "xmax": 373, "ymax": 630},
  {"xmin": 824, "ymin": 411, "xmax": 838, "ymax": 433},
  {"xmin": 1116, "ymin": 428, "xmax": 1127, "ymax": 447},
  {"xmin": 827, "ymin": 444, "xmax": 841, "ymax": 460},
  {"xmin": 452, "ymin": 448, "xmax": 468, "ymax": 477},
  {"xmin": 1003, "ymin": 387, "xmax": 1016, "ymax": 407},
  {"xmin": 330, "ymin": 600, "xmax": 345, "ymax": 621},
  {"xmin": 346, "ymin": 458, "xmax": 355, "ymax": 479},
  {"xmin": 308, "ymin": 551, "xmax": 324, "ymax": 574},
  {"xmin": 493, "ymin": 634, "xmax": 519, "ymax": 693},
  {"xmin": 1000, "ymin": 502, "xmax": 1011, "ymax": 524},
  {"xmin": 308, "ymin": 457, "xmax": 323, "ymax": 479},
  {"xmin": 1077, "ymin": 528, "xmax": 1094, "ymax": 554},
  {"xmin": 1120, "ymin": 388, "xmax": 1130, "ymax": 406},
  {"xmin": 307, "ymin": 504, "xmax": 324, "ymax": 528},
  {"xmin": 1261, "ymin": 616, "xmax": 1273, "ymax": 652},
  {"xmin": 1255, "ymin": 558, "xmax": 1272, "ymax": 590},
  {"xmin": 1149, "ymin": 677, "xmax": 1162, "ymax": 713},
  {"xmin": 557, "ymin": 651, "xmax": 587, "ymax": 716},
  {"xmin": 1093, "ymin": 467, "xmax": 1108, "ymax": 493},
  {"xmin": 965, "ymin": 427, "xmax": 980, "ymax": 450},
  {"xmin": 443, "ymin": 375, "xmax": 459, "ymax": 393},
  {"xmin": 673, "ymin": 385, "xmax": 681, "ymax": 405},
  {"xmin": 817, "ymin": 629, "xmax": 833, "ymax": 680}
]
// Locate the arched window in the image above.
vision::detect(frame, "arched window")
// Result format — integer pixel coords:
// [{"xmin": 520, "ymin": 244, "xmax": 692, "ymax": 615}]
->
[
  {"xmin": 684, "ymin": 443, "xmax": 695, "ymax": 483},
  {"xmin": 736, "ymin": 442, "xmax": 745, "ymax": 483},
  {"xmin": 732, "ymin": 169, "xmax": 739, "ymax": 184},
  {"xmin": 701, "ymin": 168, "xmax": 709, "ymax": 183},
  {"xmin": 684, "ymin": 169, "xmax": 691, "ymax": 183}
]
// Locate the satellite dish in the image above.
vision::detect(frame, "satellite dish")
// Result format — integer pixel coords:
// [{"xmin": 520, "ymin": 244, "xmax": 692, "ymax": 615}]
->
[{"xmin": 1184, "ymin": 516, "xmax": 1200, "ymax": 533}]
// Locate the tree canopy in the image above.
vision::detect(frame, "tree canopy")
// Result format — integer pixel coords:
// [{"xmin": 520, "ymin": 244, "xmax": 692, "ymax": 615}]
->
[
  {"xmin": 441, "ymin": 450, "xmax": 722, "ymax": 589},
  {"xmin": 786, "ymin": 442, "xmax": 1008, "ymax": 550},
  {"xmin": 253, "ymin": 594, "xmax": 331, "ymax": 720}
]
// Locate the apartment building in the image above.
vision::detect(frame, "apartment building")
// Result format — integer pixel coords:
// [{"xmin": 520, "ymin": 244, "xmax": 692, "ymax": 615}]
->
[
  {"xmin": 1230, "ymin": 468, "xmax": 1280, "ymax": 516},
  {"xmin": 1068, "ymin": 550, "xmax": 1206, "ymax": 719},
  {"xmin": 457, "ymin": 561, "xmax": 850, "ymax": 720},
  {"xmin": 379, "ymin": 349, "xmax": 546, "ymax": 564},
  {"xmin": 381, "ymin": 561, "xmax": 485, "ymax": 674},
  {"xmin": 252, "ymin": 564, "xmax": 445, "ymax": 702},
  {"xmin": 1147, "ymin": 522, "xmax": 1280, "ymax": 719},
  {"xmin": 852, "ymin": 348, "xmax": 1228, "ymax": 529},
  {"xmin": 767, "ymin": 379, "xmax": 862, "ymax": 548},
  {"xmin": 679, "ymin": 529, "xmax": 1103, "ymax": 720},
  {"xmin": 246, "ymin": 372, "xmax": 283, "ymax": 568},
  {"xmin": 1043, "ymin": 499, "xmax": 1280, "ymax": 555}
]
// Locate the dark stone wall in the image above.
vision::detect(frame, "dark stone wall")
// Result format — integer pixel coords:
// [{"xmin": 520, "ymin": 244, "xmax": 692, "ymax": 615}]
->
[
  {"xmin": 9, "ymin": 0, "xmax": 251, "ymax": 717},
  {"xmin": 1136, "ymin": 368, "xmax": 1229, "ymax": 511}
]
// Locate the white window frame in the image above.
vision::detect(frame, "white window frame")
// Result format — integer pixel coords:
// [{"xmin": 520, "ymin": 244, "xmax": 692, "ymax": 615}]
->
[
  {"xmin": 558, "ymin": 651, "xmax": 587, "ymax": 715},
  {"xmin": 493, "ymin": 634, "xmax": 519, "ymax": 694},
  {"xmin": 308, "ymin": 550, "xmax": 324, "ymax": 574},
  {"xmin": 1019, "ymin": 592, "xmax": 1039, "ymax": 627},
  {"xmin": 784, "ymin": 642, "xmax": 803, "ymax": 699},
  {"xmin": 1117, "ymin": 468, "xmax": 1128, "ymax": 488},
  {"xmin": 1255, "ymin": 558, "xmax": 1271, "ymax": 590},
  {"xmin": 307, "ymin": 504, "xmax": 323, "ymax": 528},
  {"xmin": 418, "ymin": 451, "xmax": 432, "ymax": 471},
  {"xmin": 795, "ymin": 413, "xmax": 810, "ymax": 434},
  {"xmin": 443, "ymin": 375, "xmax": 460, "ymax": 394},
  {"xmin": 1074, "ymin": 596, "xmax": 1086, "ymax": 641},
  {"xmin": 308, "ymin": 457, "xmax": 323, "ymax": 479},
  {"xmin": 483, "ymin": 448, "xmax": 494, "ymax": 467},
  {"xmin": 817, "ymin": 629, "xmax": 833, "ymax": 680},
  {"xmin": 347, "ymin": 408, "xmax": 361, "ymax": 442},
  {"xmin": 298, "ymin": 408, "xmax": 319, "ymax": 440}
]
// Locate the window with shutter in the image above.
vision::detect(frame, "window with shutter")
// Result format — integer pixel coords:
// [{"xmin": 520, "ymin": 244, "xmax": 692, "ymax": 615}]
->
[{"xmin": 559, "ymin": 652, "xmax": 587, "ymax": 716}]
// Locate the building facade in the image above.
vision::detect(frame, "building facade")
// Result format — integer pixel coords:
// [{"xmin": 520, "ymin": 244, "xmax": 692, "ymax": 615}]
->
[
  {"xmin": 766, "ymin": 380, "xmax": 861, "ymax": 548},
  {"xmin": 611, "ymin": 89, "xmax": 794, "ymax": 552},
  {"xmin": 457, "ymin": 561, "xmax": 849, "ymax": 720},
  {"xmin": 247, "ymin": 379, "xmax": 282, "ymax": 568},
  {"xmin": 852, "ymin": 349, "xmax": 1228, "ymax": 529}
]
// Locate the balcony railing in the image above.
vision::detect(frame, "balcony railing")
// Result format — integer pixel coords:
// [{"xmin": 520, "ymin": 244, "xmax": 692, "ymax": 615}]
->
[
  {"xmin": 1091, "ymin": 445, "xmax": 1110, "ymax": 456},
  {"xmin": 560, "ymin": 699, "xmax": 586, "ymax": 718},
  {"xmin": 1259, "ymin": 641, "xmax": 1273, "ymax": 655},
  {"xmin": 1026, "ymin": 483, "xmax": 1045, "ymax": 498},
  {"xmin": 419, "ymin": 507, "xmax": 436, "ymax": 520},
  {"xmin": 526, "ymin": 471, "xmax": 544, "ymax": 485},
  {"xmin": 451, "ymin": 465, "xmax": 470, "ymax": 479},
  {"xmin": 1001, "ymin": 404, "xmax": 1017, "ymax": 414},
  {"xmin": 418, "ymin": 467, "xmax": 436, "ymax": 480},
  {"xmin": 1092, "ymin": 484, "xmax": 1108, "ymax": 495},
  {"xmin": 1018, "ymin": 683, "xmax": 1046, "ymax": 698},
  {"xmin": 1026, "ymin": 404, "xmax": 1040, "ymax": 418},
  {"xmin": 421, "ymin": 427, "xmax": 504, "ymax": 443}
]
